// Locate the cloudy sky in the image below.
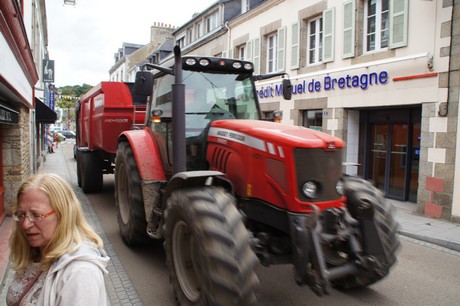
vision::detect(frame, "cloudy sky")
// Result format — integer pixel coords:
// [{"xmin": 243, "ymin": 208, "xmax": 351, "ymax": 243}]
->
[{"xmin": 46, "ymin": 0, "xmax": 216, "ymax": 87}]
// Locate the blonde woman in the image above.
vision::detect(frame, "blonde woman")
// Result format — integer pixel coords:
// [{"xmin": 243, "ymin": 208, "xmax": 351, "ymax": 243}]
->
[{"xmin": 6, "ymin": 173, "xmax": 110, "ymax": 306}]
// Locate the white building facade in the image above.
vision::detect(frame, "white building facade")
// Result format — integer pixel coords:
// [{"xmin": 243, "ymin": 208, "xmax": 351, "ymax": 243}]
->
[{"xmin": 178, "ymin": 0, "xmax": 459, "ymax": 221}]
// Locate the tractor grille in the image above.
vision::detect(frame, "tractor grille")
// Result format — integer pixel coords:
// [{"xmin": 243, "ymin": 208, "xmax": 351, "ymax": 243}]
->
[
  {"xmin": 294, "ymin": 148, "xmax": 343, "ymax": 202},
  {"xmin": 211, "ymin": 147, "xmax": 231, "ymax": 172}
]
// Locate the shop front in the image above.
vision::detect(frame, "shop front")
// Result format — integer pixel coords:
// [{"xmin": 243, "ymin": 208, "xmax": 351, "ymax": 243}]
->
[{"xmin": 360, "ymin": 107, "xmax": 421, "ymax": 202}]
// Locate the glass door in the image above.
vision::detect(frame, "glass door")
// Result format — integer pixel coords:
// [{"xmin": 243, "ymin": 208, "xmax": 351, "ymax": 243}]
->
[
  {"xmin": 369, "ymin": 124, "xmax": 388, "ymax": 191},
  {"xmin": 369, "ymin": 123, "xmax": 409, "ymax": 200},
  {"xmin": 388, "ymin": 124, "xmax": 408, "ymax": 199}
]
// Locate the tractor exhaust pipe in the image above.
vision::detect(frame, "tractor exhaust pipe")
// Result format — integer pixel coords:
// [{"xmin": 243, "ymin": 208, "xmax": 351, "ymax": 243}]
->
[{"xmin": 172, "ymin": 46, "xmax": 186, "ymax": 174}]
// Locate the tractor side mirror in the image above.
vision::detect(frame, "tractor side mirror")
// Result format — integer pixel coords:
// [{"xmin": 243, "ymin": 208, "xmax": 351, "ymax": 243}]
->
[
  {"xmin": 282, "ymin": 79, "xmax": 292, "ymax": 100},
  {"xmin": 134, "ymin": 71, "xmax": 153, "ymax": 96}
]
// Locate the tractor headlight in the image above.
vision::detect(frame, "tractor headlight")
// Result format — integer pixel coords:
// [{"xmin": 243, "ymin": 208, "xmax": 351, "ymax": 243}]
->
[
  {"xmin": 336, "ymin": 179, "xmax": 344, "ymax": 195},
  {"xmin": 302, "ymin": 181, "xmax": 318, "ymax": 198}
]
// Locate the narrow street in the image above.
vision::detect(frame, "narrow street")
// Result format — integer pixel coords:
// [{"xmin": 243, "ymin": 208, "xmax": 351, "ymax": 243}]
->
[{"xmin": 57, "ymin": 142, "xmax": 460, "ymax": 306}]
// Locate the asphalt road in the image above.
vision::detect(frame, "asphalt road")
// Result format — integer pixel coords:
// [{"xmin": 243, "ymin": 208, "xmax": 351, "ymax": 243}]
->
[{"xmin": 63, "ymin": 143, "xmax": 460, "ymax": 305}]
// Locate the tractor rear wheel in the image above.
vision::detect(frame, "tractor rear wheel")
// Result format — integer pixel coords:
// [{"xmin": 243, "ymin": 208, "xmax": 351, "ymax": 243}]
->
[
  {"xmin": 164, "ymin": 187, "xmax": 259, "ymax": 306},
  {"xmin": 115, "ymin": 141, "xmax": 148, "ymax": 246},
  {"xmin": 330, "ymin": 176, "xmax": 400, "ymax": 289}
]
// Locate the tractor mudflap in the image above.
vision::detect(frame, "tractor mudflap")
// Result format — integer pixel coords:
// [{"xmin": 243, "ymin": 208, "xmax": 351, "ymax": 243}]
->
[{"xmin": 289, "ymin": 205, "xmax": 391, "ymax": 296}]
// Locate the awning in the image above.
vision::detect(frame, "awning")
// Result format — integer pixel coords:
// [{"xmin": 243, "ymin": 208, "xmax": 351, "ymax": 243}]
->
[{"xmin": 35, "ymin": 98, "xmax": 57, "ymax": 123}]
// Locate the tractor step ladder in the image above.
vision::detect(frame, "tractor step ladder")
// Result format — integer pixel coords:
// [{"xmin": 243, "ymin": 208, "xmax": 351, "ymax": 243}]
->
[{"xmin": 132, "ymin": 105, "xmax": 146, "ymax": 129}]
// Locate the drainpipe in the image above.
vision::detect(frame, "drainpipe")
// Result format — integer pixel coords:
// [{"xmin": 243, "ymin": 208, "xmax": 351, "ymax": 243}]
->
[
  {"xmin": 439, "ymin": 1, "xmax": 457, "ymax": 116},
  {"xmin": 225, "ymin": 21, "xmax": 231, "ymax": 56}
]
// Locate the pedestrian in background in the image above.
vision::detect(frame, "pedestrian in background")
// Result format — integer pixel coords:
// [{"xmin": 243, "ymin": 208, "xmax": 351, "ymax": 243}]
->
[
  {"xmin": 6, "ymin": 173, "xmax": 111, "ymax": 306},
  {"xmin": 54, "ymin": 133, "xmax": 60, "ymax": 149},
  {"xmin": 46, "ymin": 133, "xmax": 54, "ymax": 153}
]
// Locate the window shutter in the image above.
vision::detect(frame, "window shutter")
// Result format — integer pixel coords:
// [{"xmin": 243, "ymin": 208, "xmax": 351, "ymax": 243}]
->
[
  {"xmin": 291, "ymin": 21, "xmax": 300, "ymax": 69},
  {"xmin": 389, "ymin": 0, "xmax": 408, "ymax": 49},
  {"xmin": 277, "ymin": 26, "xmax": 286, "ymax": 71},
  {"xmin": 253, "ymin": 37, "xmax": 261, "ymax": 74},
  {"xmin": 322, "ymin": 7, "xmax": 335, "ymax": 63},
  {"xmin": 342, "ymin": 0, "xmax": 355, "ymax": 58},
  {"xmin": 246, "ymin": 40, "xmax": 253, "ymax": 62}
]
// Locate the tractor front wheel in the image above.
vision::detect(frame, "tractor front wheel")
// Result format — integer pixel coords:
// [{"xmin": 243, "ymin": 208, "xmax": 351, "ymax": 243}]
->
[
  {"xmin": 330, "ymin": 176, "xmax": 400, "ymax": 289},
  {"xmin": 164, "ymin": 187, "xmax": 259, "ymax": 305}
]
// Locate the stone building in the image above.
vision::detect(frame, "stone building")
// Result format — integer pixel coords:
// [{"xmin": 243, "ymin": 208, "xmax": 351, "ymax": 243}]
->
[
  {"xmin": 165, "ymin": 0, "xmax": 460, "ymax": 221},
  {"xmin": 109, "ymin": 23, "xmax": 175, "ymax": 82},
  {"xmin": 0, "ymin": 0, "xmax": 56, "ymax": 223},
  {"xmin": 220, "ymin": 0, "xmax": 459, "ymax": 221}
]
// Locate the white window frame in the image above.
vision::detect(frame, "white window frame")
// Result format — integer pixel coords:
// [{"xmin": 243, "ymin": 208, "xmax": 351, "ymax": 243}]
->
[
  {"xmin": 291, "ymin": 21, "xmax": 300, "ymax": 69},
  {"xmin": 266, "ymin": 33, "xmax": 277, "ymax": 73},
  {"xmin": 186, "ymin": 27, "xmax": 193, "ymax": 45},
  {"xmin": 206, "ymin": 12, "xmax": 218, "ymax": 33},
  {"xmin": 195, "ymin": 22, "xmax": 202, "ymax": 39},
  {"xmin": 364, "ymin": 0, "xmax": 389, "ymax": 54},
  {"xmin": 238, "ymin": 45, "xmax": 245, "ymax": 60},
  {"xmin": 253, "ymin": 37, "xmax": 260, "ymax": 74},
  {"xmin": 276, "ymin": 27, "xmax": 286, "ymax": 71},
  {"xmin": 176, "ymin": 34, "xmax": 185, "ymax": 49},
  {"xmin": 389, "ymin": 0, "xmax": 408, "ymax": 48},
  {"xmin": 342, "ymin": 0, "xmax": 355, "ymax": 58},
  {"xmin": 307, "ymin": 16, "xmax": 323, "ymax": 66},
  {"xmin": 241, "ymin": 0, "xmax": 250, "ymax": 13}
]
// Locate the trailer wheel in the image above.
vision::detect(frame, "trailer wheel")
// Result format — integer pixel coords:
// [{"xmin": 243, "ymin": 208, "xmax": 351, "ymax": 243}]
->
[
  {"xmin": 115, "ymin": 141, "xmax": 148, "ymax": 246},
  {"xmin": 164, "ymin": 187, "xmax": 259, "ymax": 306},
  {"xmin": 76, "ymin": 150, "xmax": 82, "ymax": 187},
  {"xmin": 330, "ymin": 176, "xmax": 400, "ymax": 289},
  {"xmin": 80, "ymin": 151, "xmax": 103, "ymax": 193}
]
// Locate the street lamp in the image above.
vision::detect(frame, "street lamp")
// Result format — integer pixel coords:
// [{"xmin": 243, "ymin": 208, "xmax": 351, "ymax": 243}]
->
[{"xmin": 64, "ymin": 0, "xmax": 76, "ymax": 5}]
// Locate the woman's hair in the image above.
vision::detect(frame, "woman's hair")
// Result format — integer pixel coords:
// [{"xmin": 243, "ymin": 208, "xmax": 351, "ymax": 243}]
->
[{"xmin": 9, "ymin": 173, "xmax": 103, "ymax": 270}]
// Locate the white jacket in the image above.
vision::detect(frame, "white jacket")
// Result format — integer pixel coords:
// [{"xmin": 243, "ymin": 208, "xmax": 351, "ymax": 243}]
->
[{"xmin": 39, "ymin": 241, "xmax": 111, "ymax": 306}]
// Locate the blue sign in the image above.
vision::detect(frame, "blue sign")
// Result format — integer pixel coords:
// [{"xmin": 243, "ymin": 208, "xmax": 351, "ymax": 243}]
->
[{"xmin": 257, "ymin": 71, "xmax": 389, "ymax": 99}]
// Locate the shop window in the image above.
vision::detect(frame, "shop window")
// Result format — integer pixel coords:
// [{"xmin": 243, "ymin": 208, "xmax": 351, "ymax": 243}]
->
[{"xmin": 302, "ymin": 110, "xmax": 323, "ymax": 131}]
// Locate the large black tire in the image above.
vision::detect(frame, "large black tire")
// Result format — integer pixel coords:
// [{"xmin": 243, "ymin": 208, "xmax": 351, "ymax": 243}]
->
[
  {"xmin": 330, "ymin": 175, "xmax": 400, "ymax": 289},
  {"xmin": 164, "ymin": 187, "xmax": 259, "ymax": 306},
  {"xmin": 76, "ymin": 151, "xmax": 82, "ymax": 187},
  {"xmin": 115, "ymin": 141, "xmax": 148, "ymax": 246},
  {"xmin": 80, "ymin": 151, "xmax": 103, "ymax": 193}
]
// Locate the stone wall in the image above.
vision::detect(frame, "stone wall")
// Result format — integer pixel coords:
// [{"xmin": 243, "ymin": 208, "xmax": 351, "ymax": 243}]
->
[{"xmin": 2, "ymin": 105, "xmax": 31, "ymax": 214}]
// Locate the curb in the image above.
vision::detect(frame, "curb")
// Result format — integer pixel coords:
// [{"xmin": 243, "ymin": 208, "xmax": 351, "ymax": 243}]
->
[{"xmin": 398, "ymin": 230, "xmax": 460, "ymax": 253}]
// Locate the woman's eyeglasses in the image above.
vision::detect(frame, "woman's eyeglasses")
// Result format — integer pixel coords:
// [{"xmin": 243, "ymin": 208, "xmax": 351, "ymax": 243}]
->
[{"xmin": 12, "ymin": 210, "xmax": 56, "ymax": 222}]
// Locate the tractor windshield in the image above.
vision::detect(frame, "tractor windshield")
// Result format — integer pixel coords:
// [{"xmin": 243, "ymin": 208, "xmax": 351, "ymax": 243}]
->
[{"xmin": 152, "ymin": 71, "xmax": 260, "ymax": 137}]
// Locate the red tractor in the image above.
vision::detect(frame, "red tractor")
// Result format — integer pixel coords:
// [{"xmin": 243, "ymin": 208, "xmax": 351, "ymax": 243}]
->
[{"xmin": 114, "ymin": 46, "xmax": 399, "ymax": 305}]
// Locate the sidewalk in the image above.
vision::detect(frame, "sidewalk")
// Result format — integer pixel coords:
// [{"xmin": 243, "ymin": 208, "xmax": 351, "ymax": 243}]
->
[
  {"xmin": 1, "ymin": 142, "xmax": 460, "ymax": 303},
  {"xmin": 0, "ymin": 142, "xmax": 142, "ymax": 306}
]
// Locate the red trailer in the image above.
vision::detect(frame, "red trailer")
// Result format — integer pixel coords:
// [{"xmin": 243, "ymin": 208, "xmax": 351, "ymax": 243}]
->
[{"xmin": 75, "ymin": 81, "xmax": 146, "ymax": 193}]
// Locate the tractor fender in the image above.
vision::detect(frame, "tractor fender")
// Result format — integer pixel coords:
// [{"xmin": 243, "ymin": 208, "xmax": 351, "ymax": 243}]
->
[
  {"xmin": 118, "ymin": 129, "xmax": 166, "ymax": 181},
  {"xmin": 163, "ymin": 171, "xmax": 233, "ymax": 205}
]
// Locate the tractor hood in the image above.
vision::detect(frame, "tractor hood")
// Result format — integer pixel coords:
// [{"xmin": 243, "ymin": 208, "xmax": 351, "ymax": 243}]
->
[{"xmin": 208, "ymin": 119, "xmax": 345, "ymax": 150}]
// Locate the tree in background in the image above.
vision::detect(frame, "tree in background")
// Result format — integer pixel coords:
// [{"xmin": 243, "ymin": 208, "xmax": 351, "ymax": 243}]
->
[{"xmin": 56, "ymin": 84, "xmax": 92, "ymax": 129}]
